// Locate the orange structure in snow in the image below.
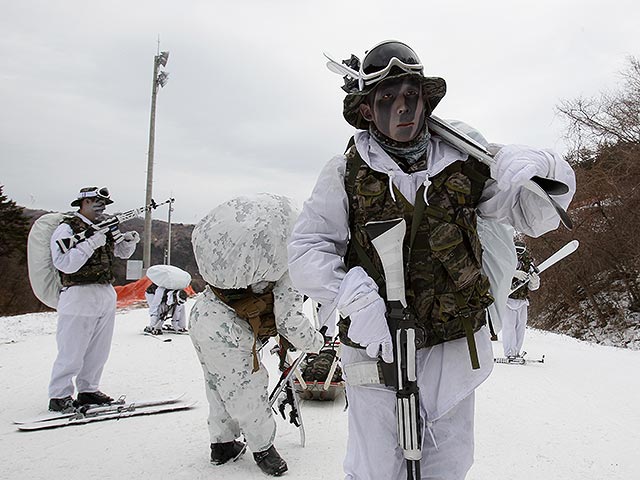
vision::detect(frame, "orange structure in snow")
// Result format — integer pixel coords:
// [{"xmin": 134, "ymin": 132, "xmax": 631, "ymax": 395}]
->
[{"xmin": 114, "ymin": 277, "xmax": 195, "ymax": 308}]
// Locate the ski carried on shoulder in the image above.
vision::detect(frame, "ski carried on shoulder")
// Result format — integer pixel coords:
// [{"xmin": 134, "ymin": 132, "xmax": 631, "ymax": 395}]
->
[
  {"xmin": 494, "ymin": 352, "xmax": 545, "ymax": 365},
  {"xmin": 427, "ymin": 115, "xmax": 573, "ymax": 230},
  {"xmin": 15, "ymin": 394, "xmax": 192, "ymax": 430}
]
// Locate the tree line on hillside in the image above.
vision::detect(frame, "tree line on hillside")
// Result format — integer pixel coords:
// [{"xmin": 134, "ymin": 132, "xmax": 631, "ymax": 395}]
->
[
  {"xmin": 527, "ymin": 56, "xmax": 640, "ymax": 348},
  {"xmin": 0, "ymin": 187, "xmax": 31, "ymax": 314},
  {"xmin": 0, "ymin": 191, "xmax": 203, "ymax": 316}
]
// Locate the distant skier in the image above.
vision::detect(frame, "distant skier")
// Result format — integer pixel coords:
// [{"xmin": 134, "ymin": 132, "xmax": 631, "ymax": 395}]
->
[
  {"xmin": 288, "ymin": 40, "xmax": 576, "ymax": 479},
  {"xmin": 48, "ymin": 186, "xmax": 140, "ymax": 412},
  {"xmin": 190, "ymin": 194, "xmax": 324, "ymax": 476},
  {"xmin": 144, "ymin": 284, "xmax": 188, "ymax": 334},
  {"xmin": 502, "ymin": 240, "xmax": 540, "ymax": 359}
]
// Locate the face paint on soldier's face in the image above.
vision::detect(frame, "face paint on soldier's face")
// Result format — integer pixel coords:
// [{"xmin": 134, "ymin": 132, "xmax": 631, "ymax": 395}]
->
[
  {"xmin": 369, "ymin": 77, "xmax": 425, "ymax": 143},
  {"xmin": 92, "ymin": 199, "xmax": 107, "ymax": 215}
]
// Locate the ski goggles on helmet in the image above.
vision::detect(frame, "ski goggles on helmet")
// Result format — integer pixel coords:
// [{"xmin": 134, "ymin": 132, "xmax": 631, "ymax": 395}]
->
[{"xmin": 359, "ymin": 40, "xmax": 424, "ymax": 90}]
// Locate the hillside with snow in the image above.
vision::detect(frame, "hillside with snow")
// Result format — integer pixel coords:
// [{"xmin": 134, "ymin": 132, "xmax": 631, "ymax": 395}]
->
[{"xmin": 1, "ymin": 299, "xmax": 639, "ymax": 480}]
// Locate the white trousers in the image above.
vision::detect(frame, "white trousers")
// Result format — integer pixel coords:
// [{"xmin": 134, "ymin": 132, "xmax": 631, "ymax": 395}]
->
[
  {"xmin": 168, "ymin": 303, "xmax": 187, "ymax": 329},
  {"xmin": 189, "ymin": 296, "xmax": 276, "ymax": 452},
  {"xmin": 147, "ymin": 296, "xmax": 187, "ymax": 329},
  {"xmin": 48, "ymin": 284, "xmax": 117, "ymax": 398},
  {"xmin": 502, "ymin": 298, "xmax": 528, "ymax": 357},
  {"xmin": 343, "ymin": 382, "xmax": 475, "ymax": 480}
]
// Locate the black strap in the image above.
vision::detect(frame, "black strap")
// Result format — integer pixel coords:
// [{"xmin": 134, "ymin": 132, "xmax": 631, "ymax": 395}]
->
[{"xmin": 410, "ymin": 184, "xmax": 427, "ymax": 250}]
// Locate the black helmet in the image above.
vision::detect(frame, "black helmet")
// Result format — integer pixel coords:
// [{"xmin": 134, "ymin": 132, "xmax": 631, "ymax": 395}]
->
[{"xmin": 328, "ymin": 41, "xmax": 447, "ymax": 129}]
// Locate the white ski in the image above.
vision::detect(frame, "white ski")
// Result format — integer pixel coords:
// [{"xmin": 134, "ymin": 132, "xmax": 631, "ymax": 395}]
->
[
  {"xmin": 427, "ymin": 115, "xmax": 573, "ymax": 230},
  {"xmin": 494, "ymin": 352, "xmax": 545, "ymax": 365},
  {"xmin": 143, "ymin": 332, "xmax": 172, "ymax": 342},
  {"xmin": 17, "ymin": 398, "xmax": 195, "ymax": 431},
  {"xmin": 510, "ymin": 240, "xmax": 580, "ymax": 294},
  {"xmin": 14, "ymin": 394, "xmax": 187, "ymax": 425},
  {"xmin": 269, "ymin": 352, "xmax": 306, "ymax": 447}
]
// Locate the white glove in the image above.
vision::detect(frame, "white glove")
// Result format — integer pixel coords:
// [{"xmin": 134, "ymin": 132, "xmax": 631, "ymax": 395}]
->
[
  {"xmin": 337, "ymin": 267, "xmax": 393, "ymax": 363},
  {"xmin": 513, "ymin": 270, "xmax": 529, "ymax": 282},
  {"xmin": 123, "ymin": 231, "xmax": 140, "ymax": 243},
  {"xmin": 489, "ymin": 143, "xmax": 552, "ymax": 191},
  {"xmin": 347, "ymin": 296, "xmax": 393, "ymax": 363},
  {"xmin": 86, "ymin": 231, "xmax": 107, "ymax": 250},
  {"xmin": 528, "ymin": 272, "xmax": 540, "ymax": 290}
]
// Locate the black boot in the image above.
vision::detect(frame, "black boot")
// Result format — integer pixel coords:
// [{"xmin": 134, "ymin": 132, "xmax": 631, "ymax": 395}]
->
[
  {"xmin": 253, "ymin": 445, "xmax": 288, "ymax": 476},
  {"xmin": 76, "ymin": 391, "xmax": 114, "ymax": 406},
  {"xmin": 210, "ymin": 440, "xmax": 247, "ymax": 465},
  {"xmin": 48, "ymin": 396, "xmax": 75, "ymax": 412}
]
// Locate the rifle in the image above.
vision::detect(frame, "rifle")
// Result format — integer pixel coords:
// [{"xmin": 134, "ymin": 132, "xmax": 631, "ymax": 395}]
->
[
  {"xmin": 365, "ymin": 218, "xmax": 421, "ymax": 480},
  {"xmin": 56, "ymin": 199, "xmax": 169, "ymax": 253}
]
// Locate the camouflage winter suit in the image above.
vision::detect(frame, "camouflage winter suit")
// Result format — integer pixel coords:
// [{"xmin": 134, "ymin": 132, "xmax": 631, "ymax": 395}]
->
[{"xmin": 189, "ymin": 273, "xmax": 322, "ymax": 452}]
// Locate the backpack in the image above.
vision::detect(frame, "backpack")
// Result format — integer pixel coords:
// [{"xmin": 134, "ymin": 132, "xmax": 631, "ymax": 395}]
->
[
  {"xmin": 210, "ymin": 284, "xmax": 280, "ymax": 373},
  {"xmin": 146, "ymin": 264, "xmax": 191, "ymax": 290},
  {"xmin": 27, "ymin": 212, "xmax": 67, "ymax": 309}
]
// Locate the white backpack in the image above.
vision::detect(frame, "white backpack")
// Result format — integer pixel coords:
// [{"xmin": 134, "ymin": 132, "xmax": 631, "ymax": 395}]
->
[{"xmin": 27, "ymin": 212, "xmax": 67, "ymax": 309}]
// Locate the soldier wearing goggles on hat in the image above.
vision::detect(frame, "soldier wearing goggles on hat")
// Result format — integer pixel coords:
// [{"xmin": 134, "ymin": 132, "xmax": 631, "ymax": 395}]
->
[
  {"xmin": 47, "ymin": 186, "xmax": 140, "ymax": 413},
  {"xmin": 288, "ymin": 40, "xmax": 576, "ymax": 480}
]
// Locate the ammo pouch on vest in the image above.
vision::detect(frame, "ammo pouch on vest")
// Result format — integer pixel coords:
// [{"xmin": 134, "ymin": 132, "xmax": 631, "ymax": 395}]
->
[
  {"xmin": 210, "ymin": 285, "xmax": 277, "ymax": 373},
  {"xmin": 59, "ymin": 216, "xmax": 115, "ymax": 286}
]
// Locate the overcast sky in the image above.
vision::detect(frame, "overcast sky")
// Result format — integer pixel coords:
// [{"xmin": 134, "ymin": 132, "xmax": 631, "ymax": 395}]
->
[{"xmin": 1, "ymin": 0, "xmax": 638, "ymax": 224}]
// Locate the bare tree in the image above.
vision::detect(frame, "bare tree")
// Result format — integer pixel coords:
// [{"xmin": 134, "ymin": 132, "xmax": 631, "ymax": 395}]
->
[
  {"xmin": 530, "ymin": 56, "xmax": 640, "ymax": 347},
  {"xmin": 557, "ymin": 56, "xmax": 640, "ymax": 157}
]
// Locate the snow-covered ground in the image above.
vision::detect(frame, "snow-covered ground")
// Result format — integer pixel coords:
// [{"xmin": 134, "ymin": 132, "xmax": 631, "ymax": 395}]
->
[{"xmin": 1, "ymin": 299, "xmax": 639, "ymax": 480}]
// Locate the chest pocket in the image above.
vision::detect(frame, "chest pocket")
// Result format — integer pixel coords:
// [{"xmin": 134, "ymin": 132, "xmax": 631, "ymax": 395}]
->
[{"xmin": 425, "ymin": 168, "xmax": 484, "ymax": 291}]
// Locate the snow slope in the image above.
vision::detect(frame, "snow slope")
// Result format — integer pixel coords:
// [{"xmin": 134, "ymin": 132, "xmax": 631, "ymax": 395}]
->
[{"xmin": 1, "ymin": 300, "xmax": 638, "ymax": 480}]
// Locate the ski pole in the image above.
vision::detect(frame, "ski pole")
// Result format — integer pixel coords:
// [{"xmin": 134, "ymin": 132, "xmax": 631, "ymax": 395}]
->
[{"xmin": 268, "ymin": 352, "xmax": 306, "ymax": 408}]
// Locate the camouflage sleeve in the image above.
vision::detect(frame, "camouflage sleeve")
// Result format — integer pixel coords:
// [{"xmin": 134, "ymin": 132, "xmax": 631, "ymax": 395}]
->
[{"xmin": 273, "ymin": 272, "xmax": 324, "ymax": 354}]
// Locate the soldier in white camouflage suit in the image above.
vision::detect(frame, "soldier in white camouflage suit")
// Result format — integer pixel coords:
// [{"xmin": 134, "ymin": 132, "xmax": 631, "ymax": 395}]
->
[
  {"xmin": 190, "ymin": 193, "xmax": 324, "ymax": 476},
  {"xmin": 502, "ymin": 240, "xmax": 540, "ymax": 359},
  {"xmin": 288, "ymin": 40, "xmax": 576, "ymax": 480}
]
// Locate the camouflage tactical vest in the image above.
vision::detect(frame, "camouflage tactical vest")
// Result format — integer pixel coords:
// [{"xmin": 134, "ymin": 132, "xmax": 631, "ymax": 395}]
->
[
  {"xmin": 59, "ymin": 216, "xmax": 115, "ymax": 287},
  {"xmin": 340, "ymin": 143, "xmax": 494, "ymax": 368},
  {"xmin": 509, "ymin": 249, "xmax": 535, "ymax": 300},
  {"xmin": 210, "ymin": 284, "xmax": 278, "ymax": 372}
]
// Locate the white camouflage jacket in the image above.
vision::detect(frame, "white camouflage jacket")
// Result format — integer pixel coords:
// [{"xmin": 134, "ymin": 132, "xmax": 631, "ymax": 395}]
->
[{"xmin": 288, "ymin": 129, "xmax": 575, "ymax": 419}]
